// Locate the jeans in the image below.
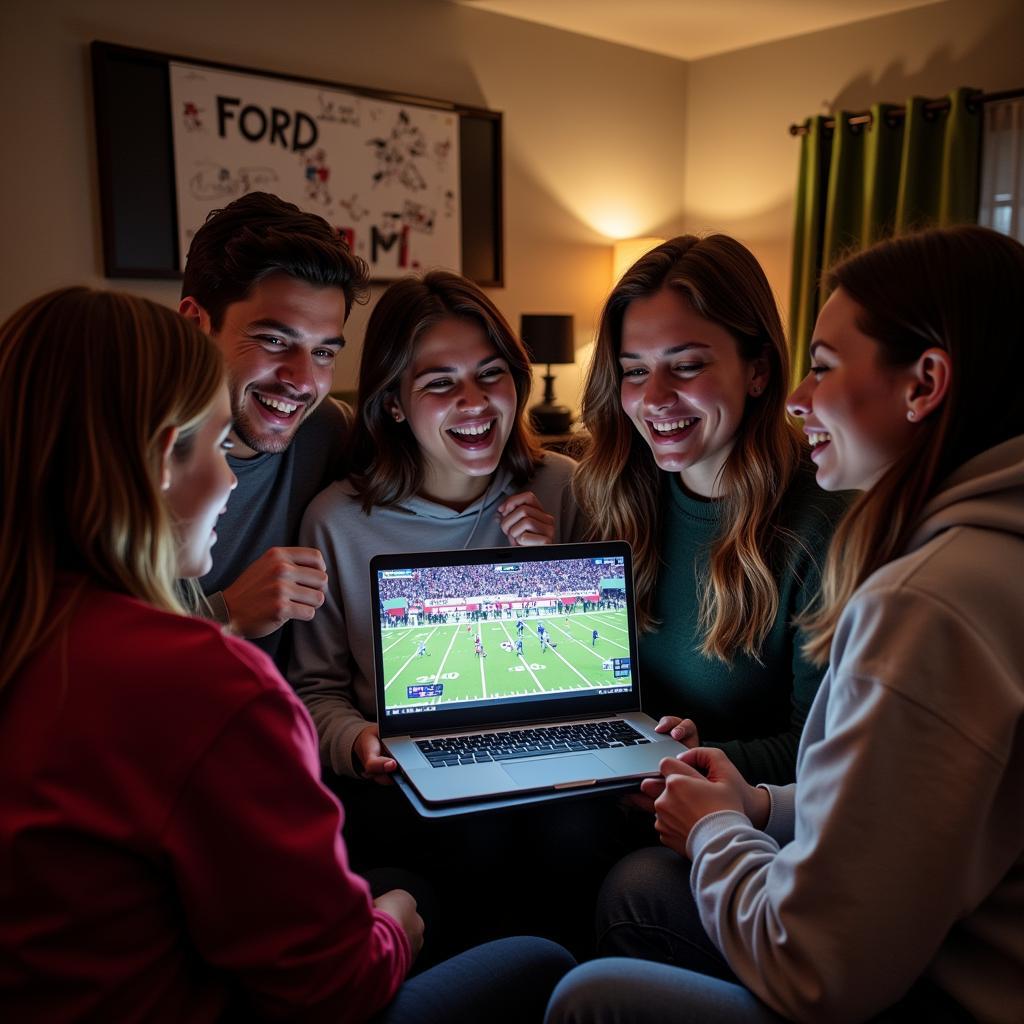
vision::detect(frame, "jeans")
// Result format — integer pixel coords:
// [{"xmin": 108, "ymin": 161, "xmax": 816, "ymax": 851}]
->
[
  {"xmin": 595, "ymin": 846, "xmax": 733, "ymax": 979},
  {"xmin": 557, "ymin": 846, "xmax": 973, "ymax": 1024},
  {"xmin": 376, "ymin": 936, "xmax": 576, "ymax": 1024},
  {"xmin": 544, "ymin": 958, "xmax": 787, "ymax": 1024}
]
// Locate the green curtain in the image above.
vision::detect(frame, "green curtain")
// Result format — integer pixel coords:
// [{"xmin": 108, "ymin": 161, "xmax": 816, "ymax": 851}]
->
[{"xmin": 788, "ymin": 87, "xmax": 982, "ymax": 391}]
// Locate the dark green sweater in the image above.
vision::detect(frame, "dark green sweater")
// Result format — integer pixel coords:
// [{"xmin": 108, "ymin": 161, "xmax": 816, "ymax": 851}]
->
[{"xmin": 639, "ymin": 462, "xmax": 849, "ymax": 785}]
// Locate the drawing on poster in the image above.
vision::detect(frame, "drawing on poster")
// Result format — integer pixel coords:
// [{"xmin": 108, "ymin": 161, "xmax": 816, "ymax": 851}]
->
[
  {"xmin": 339, "ymin": 193, "xmax": 370, "ymax": 222},
  {"xmin": 302, "ymin": 149, "xmax": 332, "ymax": 206},
  {"xmin": 169, "ymin": 62, "xmax": 460, "ymax": 278},
  {"xmin": 189, "ymin": 161, "xmax": 280, "ymax": 201},
  {"xmin": 182, "ymin": 101, "xmax": 203, "ymax": 131},
  {"xmin": 316, "ymin": 93, "xmax": 360, "ymax": 127}
]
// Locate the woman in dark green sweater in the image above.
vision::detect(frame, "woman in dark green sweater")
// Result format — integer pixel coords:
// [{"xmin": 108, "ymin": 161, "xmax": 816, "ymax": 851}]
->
[{"xmin": 574, "ymin": 236, "xmax": 847, "ymax": 785}]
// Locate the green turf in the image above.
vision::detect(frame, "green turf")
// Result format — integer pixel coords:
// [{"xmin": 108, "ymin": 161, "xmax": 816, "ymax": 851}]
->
[{"xmin": 381, "ymin": 609, "xmax": 632, "ymax": 709}]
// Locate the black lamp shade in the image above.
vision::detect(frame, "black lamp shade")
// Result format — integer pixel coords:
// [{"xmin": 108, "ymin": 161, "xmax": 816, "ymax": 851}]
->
[{"xmin": 520, "ymin": 314, "xmax": 575, "ymax": 365}]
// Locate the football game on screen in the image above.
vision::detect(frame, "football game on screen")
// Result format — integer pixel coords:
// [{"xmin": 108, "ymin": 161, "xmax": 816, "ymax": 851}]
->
[{"xmin": 378, "ymin": 555, "xmax": 633, "ymax": 716}]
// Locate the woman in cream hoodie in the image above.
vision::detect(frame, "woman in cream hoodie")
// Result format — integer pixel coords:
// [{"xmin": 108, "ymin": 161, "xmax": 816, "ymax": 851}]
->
[{"xmin": 546, "ymin": 228, "xmax": 1024, "ymax": 1024}]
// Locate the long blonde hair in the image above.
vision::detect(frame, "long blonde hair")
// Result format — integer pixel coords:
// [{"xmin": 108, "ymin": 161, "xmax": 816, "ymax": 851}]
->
[
  {"xmin": 574, "ymin": 235, "xmax": 801, "ymax": 660},
  {"xmin": 0, "ymin": 287, "xmax": 224, "ymax": 694},
  {"xmin": 800, "ymin": 226, "xmax": 1024, "ymax": 665}
]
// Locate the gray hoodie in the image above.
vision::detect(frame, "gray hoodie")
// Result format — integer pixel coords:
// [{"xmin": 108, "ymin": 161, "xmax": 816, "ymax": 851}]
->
[
  {"xmin": 289, "ymin": 452, "xmax": 578, "ymax": 777},
  {"xmin": 686, "ymin": 435, "xmax": 1024, "ymax": 1023}
]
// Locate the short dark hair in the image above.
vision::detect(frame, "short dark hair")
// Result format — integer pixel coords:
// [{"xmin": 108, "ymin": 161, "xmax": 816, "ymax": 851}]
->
[
  {"xmin": 349, "ymin": 270, "xmax": 542, "ymax": 510},
  {"xmin": 180, "ymin": 192, "xmax": 370, "ymax": 329}
]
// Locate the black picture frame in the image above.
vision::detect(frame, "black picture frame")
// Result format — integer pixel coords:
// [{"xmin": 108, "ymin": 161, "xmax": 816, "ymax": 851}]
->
[{"xmin": 90, "ymin": 41, "xmax": 504, "ymax": 286}]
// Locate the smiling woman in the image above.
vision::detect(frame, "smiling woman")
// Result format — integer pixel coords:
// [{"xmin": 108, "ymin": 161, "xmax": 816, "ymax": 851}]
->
[
  {"xmin": 573, "ymin": 235, "xmax": 849, "ymax": 786},
  {"xmin": 289, "ymin": 270, "xmax": 580, "ymax": 784},
  {"xmin": 546, "ymin": 225, "xmax": 1024, "ymax": 1024}
]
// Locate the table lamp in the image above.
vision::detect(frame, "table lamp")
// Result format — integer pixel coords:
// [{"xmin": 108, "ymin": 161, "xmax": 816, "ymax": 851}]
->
[{"xmin": 520, "ymin": 314, "xmax": 575, "ymax": 434}]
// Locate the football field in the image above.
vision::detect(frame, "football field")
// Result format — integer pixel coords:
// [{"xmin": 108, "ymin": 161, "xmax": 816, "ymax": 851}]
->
[{"xmin": 380, "ymin": 609, "xmax": 632, "ymax": 710}]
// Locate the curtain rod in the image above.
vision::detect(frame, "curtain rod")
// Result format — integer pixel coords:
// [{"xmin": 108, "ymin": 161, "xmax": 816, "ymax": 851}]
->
[{"xmin": 788, "ymin": 86, "xmax": 1024, "ymax": 136}]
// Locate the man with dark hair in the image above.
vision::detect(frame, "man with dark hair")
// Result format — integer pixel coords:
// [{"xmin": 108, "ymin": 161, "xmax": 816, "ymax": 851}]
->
[{"xmin": 180, "ymin": 192, "xmax": 369, "ymax": 670}]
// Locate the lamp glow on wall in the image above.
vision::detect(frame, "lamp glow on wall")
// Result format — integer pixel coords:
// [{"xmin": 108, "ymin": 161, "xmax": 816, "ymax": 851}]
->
[
  {"xmin": 520, "ymin": 314, "xmax": 575, "ymax": 435},
  {"xmin": 612, "ymin": 237, "xmax": 666, "ymax": 284}
]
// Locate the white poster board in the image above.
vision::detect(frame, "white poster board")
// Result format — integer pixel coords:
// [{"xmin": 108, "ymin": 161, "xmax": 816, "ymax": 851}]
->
[{"xmin": 169, "ymin": 62, "xmax": 461, "ymax": 279}]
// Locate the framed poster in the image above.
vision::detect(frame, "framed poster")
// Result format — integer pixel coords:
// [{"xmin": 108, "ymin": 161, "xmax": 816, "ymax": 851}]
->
[
  {"xmin": 91, "ymin": 42, "xmax": 503, "ymax": 284},
  {"xmin": 169, "ymin": 62, "xmax": 460, "ymax": 278}
]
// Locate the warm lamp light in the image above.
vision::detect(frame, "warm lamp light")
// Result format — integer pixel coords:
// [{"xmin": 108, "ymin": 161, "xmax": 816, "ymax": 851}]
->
[
  {"xmin": 520, "ymin": 314, "xmax": 575, "ymax": 435},
  {"xmin": 612, "ymin": 237, "xmax": 666, "ymax": 284}
]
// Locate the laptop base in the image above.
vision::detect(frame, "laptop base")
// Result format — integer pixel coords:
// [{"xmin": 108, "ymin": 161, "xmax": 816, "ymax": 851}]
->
[{"xmin": 393, "ymin": 771, "xmax": 637, "ymax": 818}]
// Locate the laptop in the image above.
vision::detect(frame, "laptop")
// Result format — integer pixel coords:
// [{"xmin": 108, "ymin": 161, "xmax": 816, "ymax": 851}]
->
[{"xmin": 370, "ymin": 541, "xmax": 687, "ymax": 806}]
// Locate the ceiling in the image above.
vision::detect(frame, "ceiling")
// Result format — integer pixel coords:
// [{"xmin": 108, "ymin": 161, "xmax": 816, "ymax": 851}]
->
[{"xmin": 453, "ymin": 0, "xmax": 947, "ymax": 61}]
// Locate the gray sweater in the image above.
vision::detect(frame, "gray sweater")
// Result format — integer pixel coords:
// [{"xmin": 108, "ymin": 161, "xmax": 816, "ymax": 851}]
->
[
  {"xmin": 200, "ymin": 398, "xmax": 350, "ymax": 671},
  {"xmin": 289, "ymin": 452, "xmax": 579, "ymax": 776},
  {"xmin": 685, "ymin": 435, "xmax": 1024, "ymax": 1023}
]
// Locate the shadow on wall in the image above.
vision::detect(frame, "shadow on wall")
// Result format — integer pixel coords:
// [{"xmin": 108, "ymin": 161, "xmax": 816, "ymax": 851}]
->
[
  {"xmin": 829, "ymin": 2, "xmax": 1024, "ymax": 114},
  {"xmin": 680, "ymin": 0, "xmax": 1024, "ymax": 322},
  {"xmin": 664, "ymin": 195, "xmax": 797, "ymax": 318}
]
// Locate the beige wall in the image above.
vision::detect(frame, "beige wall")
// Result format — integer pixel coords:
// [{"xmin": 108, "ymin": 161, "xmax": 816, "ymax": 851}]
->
[
  {"xmin": 1, "ymin": 0, "xmax": 1022, "ymax": 411},
  {"xmin": 0, "ymin": 0, "xmax": 688, "ymax": 411},
  {"xmin": 682, "ymin": 0, "xmax": 1024, "ymax": 323}
]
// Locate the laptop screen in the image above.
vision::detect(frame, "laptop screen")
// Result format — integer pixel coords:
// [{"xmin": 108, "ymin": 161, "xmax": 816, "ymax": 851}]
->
[{"xmin": 373, "ymin": 547, "xmax": 636, "ymax": 724}]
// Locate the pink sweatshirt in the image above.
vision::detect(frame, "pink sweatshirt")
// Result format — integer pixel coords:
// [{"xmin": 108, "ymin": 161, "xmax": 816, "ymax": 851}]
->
[{"xmin": 0, "ymin": 581, "xmax": 410, "ymax": 1022}]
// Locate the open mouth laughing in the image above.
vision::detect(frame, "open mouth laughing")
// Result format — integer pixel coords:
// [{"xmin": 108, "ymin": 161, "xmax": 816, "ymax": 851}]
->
[
  {"xmin": 647, "ymin": 416, "xmax": 699, "ymax": 443},
  {"xmin": 447, "ymin": 418, "xmax": 498, "ymax": 449},
  {"xmin": 251, "ymin": 390, "xmax": 307, "ymax": 424},
  {"xmin": 807, "ymin": 430, "xmax": 832, "ymax": 458}
]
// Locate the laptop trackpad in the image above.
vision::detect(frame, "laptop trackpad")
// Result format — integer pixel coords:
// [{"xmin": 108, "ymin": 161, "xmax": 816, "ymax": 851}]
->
[{"xmin": 502, "ymin": 754, "xmax": 609, "ymax": 788}]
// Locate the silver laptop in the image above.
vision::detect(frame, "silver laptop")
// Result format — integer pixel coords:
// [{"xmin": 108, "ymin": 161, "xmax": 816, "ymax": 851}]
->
[{"xmin": 371, "ymin": 541, "xmax": 686, "ymax": 806}]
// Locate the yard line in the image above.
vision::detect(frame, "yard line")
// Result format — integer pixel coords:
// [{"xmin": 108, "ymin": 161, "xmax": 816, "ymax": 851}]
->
[
  {"xmin": 550, "ymin": 617, "xmax": 629, "ymax": 657},
  {"xmin": 541, "ymin": 634, "xmax": 600, "ymax": 688},
  {"xmin": 498, "ymin": 616, "xmax": 545, "ymax": 692},
  {"xmin": 384, "ymin": 644, "xmax": 427, "ymax": 691},
  {"xmin": 522, "ymin": 661, "xmax": 546, "ymax": 691},
  {"xmin": 588, "ymin": 611, "xmax": 630, "ymax": 636},
  {"xmin": 478, "ymin": 627, "xmax": 488, "ymax": 699},
  {"xmin": 422, "ymin": 624, "xmax": 461, "ymax": 704},
  {"xmin": 382, "ymin": 630, "xmax": 405, "ymax": 655}
]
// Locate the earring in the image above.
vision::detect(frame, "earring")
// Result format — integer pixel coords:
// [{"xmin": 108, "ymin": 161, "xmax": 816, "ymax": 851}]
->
[
  {"xmin": 907, "ymin": 409, "xmax": 916, "ymax": 421},
  {"xmin": 751, "ymin": 385, "xmax": 762, "ymax": 396}
]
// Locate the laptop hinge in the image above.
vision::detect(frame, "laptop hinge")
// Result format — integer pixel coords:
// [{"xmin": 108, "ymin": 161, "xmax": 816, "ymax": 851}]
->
[{"xmin": 389, "ymin": 712, "xmax": 623, "ymax": 740}]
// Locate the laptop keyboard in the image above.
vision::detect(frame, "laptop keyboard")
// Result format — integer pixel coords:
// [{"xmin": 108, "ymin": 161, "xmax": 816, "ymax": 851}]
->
[{"xmin": 415, "ymin": 719, "xmax": 650, "ymax": 768}]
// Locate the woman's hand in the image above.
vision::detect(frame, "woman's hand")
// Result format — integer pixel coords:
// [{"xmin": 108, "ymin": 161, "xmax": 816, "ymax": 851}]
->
[
  {"xmin": 642, "ymin": 747, "xmax": 769, "ymax": 856},
  {"xmin": 353, "ymin": 724, "xmax": 398, "ymax": 785},
  {"xmin": 497, "ymin": 491, "xmax": 556, "ymax": 545},
  {"xmin": 624, "ymin": 717, "xmax": 701, "ymax": 814},
  {"xmin": 654, "ymin": 715, "xmax": 701, "ymax": 748}
]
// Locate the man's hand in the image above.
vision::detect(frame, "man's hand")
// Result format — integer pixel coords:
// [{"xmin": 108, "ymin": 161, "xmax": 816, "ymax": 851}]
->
[
  {"xmin": 353, "ymin": 724, "xmax": 397, "ymax": 785},
  {"xmin": 373, "ymin": 888, "xmax": 424, "ymax": 962},
  {"xmin": 654, "ymin": 715, "xmax": 701, "ymax": 748},
  {"xmin": 497, "ymin": 492, "xmax": 556, "ymax": 546},
  {"xmin": 645, "ymin": 747, "xmax": 769, "ymax": 856},
  {"xmin": 221, "ymin": 547, "xmax": 328, "ymax": 638}
]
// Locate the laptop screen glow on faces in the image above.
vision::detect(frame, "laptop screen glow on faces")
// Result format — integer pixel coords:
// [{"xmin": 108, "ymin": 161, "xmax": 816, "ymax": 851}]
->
[{"xmin": 377, "ymin": 554, "xmax": 634, "ymax": 719}]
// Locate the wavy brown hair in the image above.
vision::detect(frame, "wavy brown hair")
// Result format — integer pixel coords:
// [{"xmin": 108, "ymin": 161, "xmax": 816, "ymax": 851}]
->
[
  {"xmin": 349, "ymin": 270, "xmax": 543, "ymax": 510},
  {"xmin": 574, "ymin": 235, "xmax": 802, "ymax": 658},
  {"xmin": 800, "ymin": 225, "xmax": 1024, "ymax": 665},
  {"xmin": 0, "ymin": 288, "xmax": 224, "ymax": 694}
]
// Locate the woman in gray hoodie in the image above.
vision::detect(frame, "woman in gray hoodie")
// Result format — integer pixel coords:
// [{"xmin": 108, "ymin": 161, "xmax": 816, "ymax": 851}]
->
[
  {"xmin": 290, "ymin": 271, "xmax": 578, "ymax": 784},
  {"xmin": 546, "ymin": 227, "xmax": 1024, "ymax": 1024}
]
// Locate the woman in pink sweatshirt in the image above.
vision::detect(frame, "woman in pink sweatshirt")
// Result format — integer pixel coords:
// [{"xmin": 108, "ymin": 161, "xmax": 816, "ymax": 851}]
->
[{"xmin": 0, "ymin": 287, "xmax": 572, "ymax": 1023}]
